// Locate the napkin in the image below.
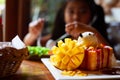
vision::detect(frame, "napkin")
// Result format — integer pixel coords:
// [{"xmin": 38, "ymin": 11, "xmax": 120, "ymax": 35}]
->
[{"xmin": 12, "ymin": 35, "xmax": 26, "ymax": 49}]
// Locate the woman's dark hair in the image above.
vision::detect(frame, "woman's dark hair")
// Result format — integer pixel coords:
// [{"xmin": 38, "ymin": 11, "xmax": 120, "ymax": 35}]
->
[{"xmin": 51, "ymin": 0, "xmax": 109, "ymax": 43}]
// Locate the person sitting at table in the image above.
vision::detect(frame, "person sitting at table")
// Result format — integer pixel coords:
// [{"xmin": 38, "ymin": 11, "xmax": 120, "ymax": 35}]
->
[{"xmin": 23, "ymin": 0, "xmax": 110, "ymax": 48}]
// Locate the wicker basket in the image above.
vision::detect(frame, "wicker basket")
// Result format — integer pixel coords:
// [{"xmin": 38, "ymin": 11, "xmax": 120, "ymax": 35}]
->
[{"xmin": 0, "ymin": 46, "xmax": 29, "ymax": 77}]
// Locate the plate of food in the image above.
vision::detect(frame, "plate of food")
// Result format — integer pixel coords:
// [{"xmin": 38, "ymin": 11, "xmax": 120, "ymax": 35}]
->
[
  {"xmin": 41, "ymin": 58, "xmax": 120, "ymax": 80},
  {"xmin": 41, "ymin": 32, "xmax": 120, "ymax": 80}
]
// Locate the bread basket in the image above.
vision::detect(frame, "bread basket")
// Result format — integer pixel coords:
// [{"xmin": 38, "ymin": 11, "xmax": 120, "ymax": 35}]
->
[{"xmin": 0, "ymin": 42, "xmax": 29, "ymax": 77}]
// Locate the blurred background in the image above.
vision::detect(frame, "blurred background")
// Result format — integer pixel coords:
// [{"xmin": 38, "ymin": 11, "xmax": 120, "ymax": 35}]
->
[
  {"xmin": 0, "ymin": 0, "xmax": 120, "ymax": 59},
  {"xmin": 30, "ymin": 0, "xmax": 64, "ymax": 36}
]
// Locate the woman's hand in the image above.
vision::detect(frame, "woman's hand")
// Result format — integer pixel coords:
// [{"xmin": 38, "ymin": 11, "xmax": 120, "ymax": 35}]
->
[
  {"xmin": 65, "ymin": 22, "xmax": 95, "ymax": 39},
  {"xmin": 65, "ymin": 22, "xmax": 109, "ymax": 45},
  {"xmin": 29, "ymin": 18, "xmax": 45, "ymax": 37},
  {"xmin": 23, "ymin": 18, "xmax": 45, "ymax": 46}
]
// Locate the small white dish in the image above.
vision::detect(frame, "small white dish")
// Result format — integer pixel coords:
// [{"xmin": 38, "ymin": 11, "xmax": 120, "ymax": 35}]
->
[{"xmin": 111, "ymin": 8, "xmax": 120, "ymax": 22}]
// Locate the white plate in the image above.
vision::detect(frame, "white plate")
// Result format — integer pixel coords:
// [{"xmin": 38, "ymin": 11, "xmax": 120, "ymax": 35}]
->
[{"xmin": 41, "ymin": 58, "xmax": 120, "ymax": 80}]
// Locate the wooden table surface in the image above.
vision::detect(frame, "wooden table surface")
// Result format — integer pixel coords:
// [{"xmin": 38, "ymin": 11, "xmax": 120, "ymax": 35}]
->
[
  {"xmin": 0, "ymin": 59, "xmax": 55, "ymax": 80},
  {"xmin": 1, "ymin": 57, "xmax": 119, "ymax": 80}
]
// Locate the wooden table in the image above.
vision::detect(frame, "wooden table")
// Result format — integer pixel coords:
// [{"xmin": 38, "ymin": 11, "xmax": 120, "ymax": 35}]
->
[
  {"xmin": 1, "ymin": 59, "xmax": 120, "ymax": 80},
  {"xmin": 0, "ymin": 60, "xmax": 55, "ymax": 80}
]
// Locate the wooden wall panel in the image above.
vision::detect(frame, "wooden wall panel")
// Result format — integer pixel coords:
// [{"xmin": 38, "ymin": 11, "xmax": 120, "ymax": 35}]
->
[
  {"xmin": 5, "ymin": 0, "xmax": 18, "ymax": 41},
  {"xmin": 18, "ymin": 0, "xmax": 31, "ymax": 40},
  {"xmin": 0, "ymin": 24, "xmax": 3, "ymax": 41},
  {"xmin": 5, "ymin": 0, "xmax": 31, "ymax": 41}
]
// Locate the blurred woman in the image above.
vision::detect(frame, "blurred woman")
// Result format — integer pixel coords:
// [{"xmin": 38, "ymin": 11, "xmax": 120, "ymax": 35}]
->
[{"xmin": 24, "ymin": 0, "xmax": 109, "ymax": 48}]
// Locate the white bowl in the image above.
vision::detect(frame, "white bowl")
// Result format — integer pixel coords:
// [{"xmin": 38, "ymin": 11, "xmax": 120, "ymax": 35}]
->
[{"xmin": 111, "ymin": 8, "xmax": 120, "ymax": 22}]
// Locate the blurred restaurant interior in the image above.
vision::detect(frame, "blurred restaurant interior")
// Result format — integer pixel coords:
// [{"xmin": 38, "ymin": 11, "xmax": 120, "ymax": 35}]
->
[
  {"xmin": 0, "ymin": 0, "xmax": 120, "ymax": 58},
  {"xmin": 0, "ymin": 0, "xmax": 120, "ymax": 80}
]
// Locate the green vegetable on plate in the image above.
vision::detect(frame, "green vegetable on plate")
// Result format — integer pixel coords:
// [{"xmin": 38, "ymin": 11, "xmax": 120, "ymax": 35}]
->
[{"xmin": 27, "ymin": 46, "xmax": 50, "ymax": 57}]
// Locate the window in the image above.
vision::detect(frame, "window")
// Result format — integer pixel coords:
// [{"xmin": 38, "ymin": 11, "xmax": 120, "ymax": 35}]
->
[
  {"xmin": 30, "ymin": 0, "xmax": 64, "ymax": 36},
  {"xmin": 0, "ymin": 0, "xmax": 5, "ymax": 41},
  {"xmin": 4, "ymin": 0, "xmax": 64, "ymax": 41}
]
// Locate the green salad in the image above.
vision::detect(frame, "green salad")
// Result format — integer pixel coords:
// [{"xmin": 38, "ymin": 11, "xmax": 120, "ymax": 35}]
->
[{"xmin": 27, "ymin": 46, "xmax": 50, "ymax": 57}]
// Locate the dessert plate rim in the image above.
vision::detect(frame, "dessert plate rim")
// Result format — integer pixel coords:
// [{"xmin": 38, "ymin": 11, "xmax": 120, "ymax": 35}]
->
[{"xmin": 41, "ymin": 58, "xmax": 120, "ymax": 80}]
